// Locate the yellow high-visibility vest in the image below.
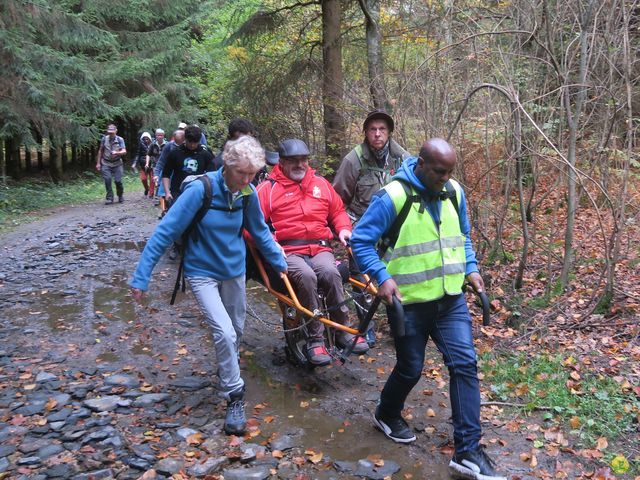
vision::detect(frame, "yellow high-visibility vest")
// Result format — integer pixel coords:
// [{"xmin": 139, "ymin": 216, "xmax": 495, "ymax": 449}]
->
[{"xmin": 382, "ymin": 179, "xmax": 466, "ymax": 304}]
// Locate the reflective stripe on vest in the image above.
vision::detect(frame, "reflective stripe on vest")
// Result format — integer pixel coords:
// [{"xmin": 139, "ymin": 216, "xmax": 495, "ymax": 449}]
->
[{"xmin": 383, "ymin": 179, "xmax": 466, "ymax": 304}]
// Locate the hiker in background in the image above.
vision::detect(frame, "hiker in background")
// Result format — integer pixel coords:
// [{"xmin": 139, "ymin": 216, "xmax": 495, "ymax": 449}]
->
[
  {"xmin": 351, "ymin": 138, "xmax": 506, "ymax": 480},
  {"xmin": 178, "ymin": 121, "xmax": 207, "ymax": 145},
  {"xmin": 162, "ymin": 125, "xmax": 215, "ymax": 205},
  {"xmin": 333, "ymin": 110, "xmax": 410, "ymax": 346},
  {"xmin": 155, "ymin": 128, "xmax": 185, "ymax": 216},
  {"xmin": 95, "ymin": 123, "xmax": 127, "ymax": 205},
  {"xmin": 145, "ymin": 129, "xmax": 167, "ymax": 201},
  {"xmin": 162, "ymin": 125, "xmax": 214, "ymax": 260},
  {"xmin": 134, "ymin": 132, "xmax": 152, "ymax": 196},
  {"xmin": 129, "ymin": 135, "xmax": 287, "ymax": 437},
  {"xmin": 334, "ymin": 110, "xmax": 410, "ymax": 222},
  {"xmin": 213, "ymin": 119, "xmax": 255, "ymax": 170}
]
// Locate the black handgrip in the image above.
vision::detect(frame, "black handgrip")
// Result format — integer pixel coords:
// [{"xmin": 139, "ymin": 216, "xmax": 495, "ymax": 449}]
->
[
  {"xmin": 478, "ymin": 291, "xmax": 490, "ymax": 326},
  {"xmin": 387, "ymin": 294, "xmax": 405, "ymax": 338}
]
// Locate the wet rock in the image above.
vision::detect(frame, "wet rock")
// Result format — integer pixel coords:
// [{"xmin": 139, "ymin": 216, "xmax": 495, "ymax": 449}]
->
[
  {"xmin": 188, "ymin": 456, "xmax": 226, "ymax": 477},
  {"xmin": 169, "ymin": 377, "xmax": 210, "ymax": 391},
  {"xmin": 86, "ymin": 415, "xmax": 113, "ymax": 428},
  {"xmin": 13, "ymin": 401, "xmax": 46, "ymax": 416},
  {"xmin": 133, "ymin": 393, "xmax": 170, "ymax": 407},
  {"xmin": 155, "ymin": 457, "xmax": 184, "ymax": 475},
  {"xmin": 334, "ymin": 460, "xmax": 356, "ymax": 473},
  {"xmin": 240, "ymin": 443, "xmax": 265, "ymax": 464},
  {"xmin": 17, "ymin": 456, "xmax": 41, "ymax": 465},
  {"xmin": 35, "ymin": 371, "xmax": 57, "ymax": 383},
  {"xmin": 176, "ymin": 427, "xmax": 199, "ymax": 440},
  {"xmin": 84, "ymin": 396, "xmax": 129, "ymax": 412},
  {"xmin": 69, "ymin": 387, "xmax": 90, "ymax": 400},
  {"xmin": 67, "ymin": 407, "xmax": 91, "ymax": 422},
  {"xmin": 45, "ymin": 463, "xmax": 75, "ymax": 478},
  {"xmin": 72, "ymin": 468, "xmax": 115, "ymax": 480},
  {"xmin": 49, "ymin": 421, "xmax": 66, "ymax": 431},
  {"xmin": 104, "ymin": 373, "xmax": 139, "ymax": 388},
  {"xmin": 269, "ymin": 431, "xmax": 303, "ymax": 451},
  {"xmin": 0, "ymin": 445, "xmax": 16, "ymax": 457},
  {"xmin": 78, "ymin": 366, "xmax": 97, "ymax": 376},
  {"xmin": 353, "ymin": 458, "xmax": 401, "ymax": 479},
  {"xmin": 47, "ymin": 408, "xmax": 72, "ymax": 422},
  {"xmin": 131, "ymin": 445, "xmax": 156, "ymax": 462},
  {"xmin": 101, "ymin": 435, "xmax": 123, "ymax": 448},
  {"xmin": 61, "ymin": 430, "xmax": 86, "ymax": 442},
  {"xmin": 49, "ymin": 393, "xmax": 72, "ymax": 407},
  {"xmin": 223, "ymin": 465, "xmax": 270, "ymax": 480},
  {"xmin": 0, "ymin": 457, "xmax": 8, "ymax": 473},
  {"xmin": 82, "ymin": 426, "xmax": 117, "ymax": 443},
  {"xmin": 18, "ymin": 438, "xmax": 49, "ymax": 454},
  {"xmin": 156, "ymin": 422, "xmax": 180, "ymax": 429},
  {"xmin": 201, "ymin": 436, "xmax": 226, "ymax": 453},
  {"xmin": 123, "ymin": 456, "xmax": 151, "ymax": 470},
  {"xmin": 37, "ymin": 443, "xmax": 64, "ymax": 460}
]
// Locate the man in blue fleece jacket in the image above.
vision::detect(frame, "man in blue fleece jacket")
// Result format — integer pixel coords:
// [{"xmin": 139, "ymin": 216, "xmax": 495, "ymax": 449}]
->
[
  {"xmin": 129, "ymin": 135, "xmax": 287, "ymax": 436},
  {"xmin": 351, "ymin": 139, "xmax": 505, "ymax": 480}
]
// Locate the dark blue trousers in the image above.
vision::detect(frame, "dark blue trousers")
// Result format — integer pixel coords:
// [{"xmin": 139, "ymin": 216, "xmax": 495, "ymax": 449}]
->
[{"xmin": 378, "ymin": 293, "xmax": 481, "ymax": 453}]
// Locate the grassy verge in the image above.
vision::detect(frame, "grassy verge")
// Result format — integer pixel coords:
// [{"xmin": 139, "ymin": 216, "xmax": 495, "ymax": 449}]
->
[
  {"xmin": 0, "ymin": 172, "xmax": 141, "ymax": 233},
  {"xmin": 481, "ymin": 351, "xmax": 640, "ymax": 474}
]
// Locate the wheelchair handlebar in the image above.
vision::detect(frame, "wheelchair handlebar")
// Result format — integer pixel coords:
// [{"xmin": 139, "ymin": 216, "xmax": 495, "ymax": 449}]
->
[{"xmin": 478, "ymin": 291, "xmax": 491, "ymax": 326}]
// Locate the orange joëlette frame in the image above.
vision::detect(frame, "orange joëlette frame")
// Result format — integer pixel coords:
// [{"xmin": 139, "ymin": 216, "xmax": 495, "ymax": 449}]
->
[{"xmin": 246, "ymin": 242, "xmax": 378, "ymax": 336}]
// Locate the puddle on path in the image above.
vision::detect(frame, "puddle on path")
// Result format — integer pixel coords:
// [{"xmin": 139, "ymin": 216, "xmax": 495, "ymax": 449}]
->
[
  {"xmin": 243, "ymin": 358, "xmax": 452, "ymax": 479},
  {"xmin": 96, "ymin": 352, "xmax": 120, "ymax": 363},
  {"xmin": 92, "ymin": 273, "xmax": 135, "ymax": 323},
  {"xmin": 95, "ymin": 240, "xmax": 146, "ymax": 252}
]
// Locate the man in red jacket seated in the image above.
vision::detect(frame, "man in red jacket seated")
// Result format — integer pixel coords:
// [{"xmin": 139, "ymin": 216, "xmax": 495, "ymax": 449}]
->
[{"xmin": 256, "ymin": 139, "xmax": 369, "ymax": 366}]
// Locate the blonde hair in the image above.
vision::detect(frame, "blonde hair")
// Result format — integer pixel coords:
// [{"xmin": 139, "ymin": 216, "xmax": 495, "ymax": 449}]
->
[{"xmin": 223, "ymin": 135, "xmax": 265, "ymax": 170}]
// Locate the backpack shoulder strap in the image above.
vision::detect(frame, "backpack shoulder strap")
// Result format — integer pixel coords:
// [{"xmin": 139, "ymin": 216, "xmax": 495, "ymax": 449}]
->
[
  {"xmin": 444, "ymin": 180, "xmax": 460, "ymax": 217},
  {"xmin": 377, "ymin": 179, "xmax": 421, "ymax": 257},
  {"xmin": 171, "ymin": 175, "xmax": 213, "ymax": 305},
  {"xmin": 189, "ymin": 175, "xmax": 213, "ymax": 236}
]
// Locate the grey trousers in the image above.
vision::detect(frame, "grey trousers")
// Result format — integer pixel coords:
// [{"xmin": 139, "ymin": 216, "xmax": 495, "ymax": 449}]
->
[
  {"xmin": 286, "ymin": 251, "xmax": 349, "ymax": 341},
  {"xmin": 101, "ymin": 163, "xmax": 123, "ymax": 200},
  {"xmin": 187, "ymin": 275, "xmax": 245, "ymax": 400}
]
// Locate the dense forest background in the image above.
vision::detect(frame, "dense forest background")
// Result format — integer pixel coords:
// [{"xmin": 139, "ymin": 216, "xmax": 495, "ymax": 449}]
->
[{"xmin": 1, "ymin": 0, "xmax": 638, "ymax": 315}]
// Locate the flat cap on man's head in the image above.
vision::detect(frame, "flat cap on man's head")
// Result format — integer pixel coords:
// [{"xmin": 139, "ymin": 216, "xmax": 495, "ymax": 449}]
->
[
  {"xmin": 363, "ymin": 110, "xmax": 394, "ymax": 132},
  {"xmin": 278, "ymin": 139, "xmax": 310, "ymax": 157},
  {"xmin": 107, "ymin": 124, "xmax": 117, "ymax": 133}
]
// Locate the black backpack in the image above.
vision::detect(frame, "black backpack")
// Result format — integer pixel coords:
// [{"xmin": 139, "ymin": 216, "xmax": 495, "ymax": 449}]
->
[
  {"xmin": 377, "ymin": 179, "xmax": 459, "ymax": 258},
  {"xmin": 170, "ymin": 174, "xmax": 249, "ymax": 304}
]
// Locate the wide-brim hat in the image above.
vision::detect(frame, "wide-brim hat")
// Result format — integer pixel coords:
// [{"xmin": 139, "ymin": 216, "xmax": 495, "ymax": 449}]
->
[
  {"xmin": 363, "ymin": 110, "xmax": 394, "ymax": 132},
  {"xmin": 277, "ymin": 139, "xmax": 310, "ymax": 157}
]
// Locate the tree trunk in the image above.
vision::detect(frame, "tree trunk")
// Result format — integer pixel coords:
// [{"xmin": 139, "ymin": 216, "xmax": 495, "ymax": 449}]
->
[
  {"xmin": 560, "ymin": 0, "xmax": 597, "ymax": 289},
  {"xmin": 25, "ymin": 146, "xmax": 32, "ymax": 173},
  {"xmin": 358, "ymin": 0, "xmax": 389, "ymax": 110},
  {"xmin": 71, "ymin": 144, "xmax": 78, "ymax": 169},
  {"xmin": 5, "ymin": 137, "xmax": 20, "ymax": 179},
  {"xmin": 321, "ymin": 0, "xmax": 345, "ymax": 171},
  {"xmin": 605, "ymin": 0, "xmax": 633, "ymax": 303},
  {"xmin": 50, "ymin": 145, "xmax": 62, "ymax": 183},
  {"xmin": 0, "ymin": 139, "xmax": 5, "ymax": 183},
  {"xmin": 36, "ymin": 131, "xmax": 44, "ymax": 170},
  {"xmin": 61, "ymin": 140, "xmax": 69, "ymax": 174}
]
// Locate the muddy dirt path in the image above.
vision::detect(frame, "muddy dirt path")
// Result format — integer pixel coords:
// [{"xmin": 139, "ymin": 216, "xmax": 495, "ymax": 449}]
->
[{"xmin": 0, "ymin": 192, "xmax": 562, "ymax": 479}]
